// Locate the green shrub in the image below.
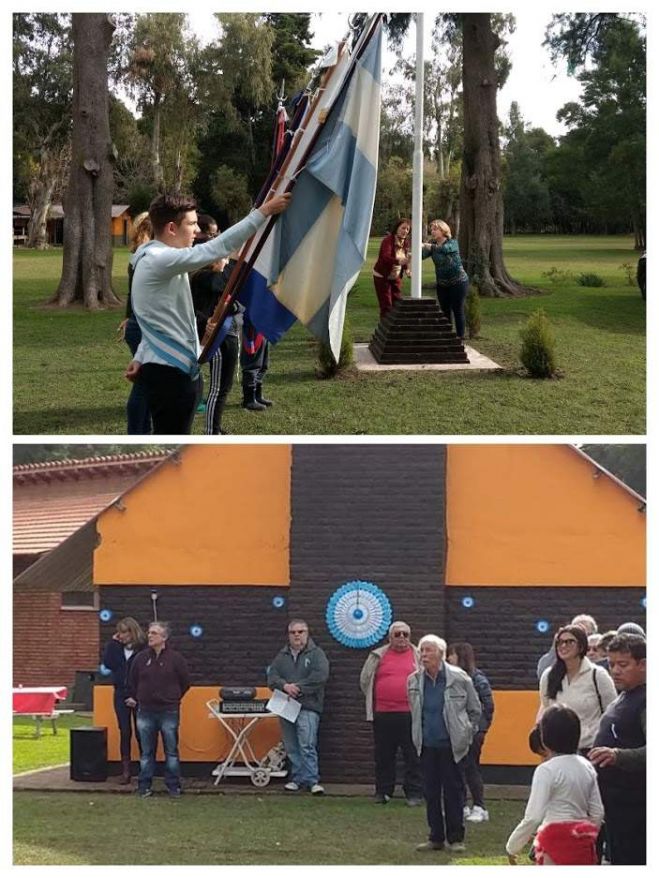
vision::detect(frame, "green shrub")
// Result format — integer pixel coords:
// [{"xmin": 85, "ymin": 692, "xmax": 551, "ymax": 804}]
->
[
  {"xmin": 541, "ymin": 266, "xmax": 575, "ymax": 285},
  {"xmin": 577, "ymin": 272, "xmax": 605, "ymax": 287},
  {"xmin": 519, "ymin": 309, "xmax": 558, "ymax": 378},
  {"xmin": 316, "ymin": 314, "xmax": 355, "ymax": 378},
  {"xmin": 465, "ymin": 286, "xmax": 481, "ymax": 339}
]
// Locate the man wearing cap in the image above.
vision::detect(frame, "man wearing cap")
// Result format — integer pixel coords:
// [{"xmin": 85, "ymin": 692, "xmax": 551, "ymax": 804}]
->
[{"xmin": 360, "ymin": 621, "xmax": 423, "ymax": 805}]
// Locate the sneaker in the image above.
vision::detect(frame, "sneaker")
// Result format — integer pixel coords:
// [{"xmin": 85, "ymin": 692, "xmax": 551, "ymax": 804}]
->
[
  {"xmin": 310, "ymin": 783, "xmax": 325, "ymax": 795},
  {"xmin": 167, "ymin": 787, "xmax": 182, "ymax": 798},
  {"xmin": 374, "ymin": 794, "xmax": 390, "ymax": 804},
  {"xmin": 463, "ymin": 805, "xmax": 472, "ymax": 819},
  {"xmin": 446, "ymin": 842, "xmax": 466, "ymax": 853},
  {"xmin": 138, "ymin": 788, "xmax": 153, "ymax": 798},
  {"xmin": 467, "ymin": 805, "xmax": 489, "ymax": 823},
  {"xmin": 284, "ymin": 781, "xmax": 300, "ymax": 791},
  {"xmin": 406, "ymin": 797, "xmax": 423, "ymax": 807},
  {"xmin": 416, "ymin": 841, "xmax": 444, "ymax": 852}
]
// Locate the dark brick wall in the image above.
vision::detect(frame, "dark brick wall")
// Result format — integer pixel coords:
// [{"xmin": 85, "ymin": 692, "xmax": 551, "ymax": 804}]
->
[
  {"xmin": 445, "ymin": 586, "xmax": 647, "ymax": 690},
  {"xmin": 98, "ymin": 586, "xmax": 290, "ymax": 687},
  {"xmin": 289, "ymin": 445, "xmax": 448, "ymax": 784}
]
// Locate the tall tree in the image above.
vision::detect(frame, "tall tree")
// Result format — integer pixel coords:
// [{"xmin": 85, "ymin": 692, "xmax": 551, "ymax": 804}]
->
[
  {"xmin": 458, "ymin": 13, "xmax": 527, "ymax": 296},
  {"xmin": 51, "ymin": 13, "xmax": 120, "ymax": 307},
  {"xmin": 13, "ymin": 13, "xmax": 72, "ymax": 249},
  {"xmin": 547, "ymin": 14, "xmax": 646, "ymax": 248},
  {"xmin": 502, "ymin": 103, "xmax": 554, "ymax": 234},
  {"xmin": 125, "ymin": 13, "xmax": 194, "ymax": 190}
]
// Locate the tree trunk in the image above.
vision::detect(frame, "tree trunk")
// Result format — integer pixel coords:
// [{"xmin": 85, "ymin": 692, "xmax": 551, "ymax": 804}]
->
[
  {"xmin": 52, "ymin": 14, "xmax": 120, "ymax": 308},
  {"xmin": 151, "ymin": 94, "xmax": 164, "ymax": 189},
  {"xmin": 27, "ymin": 175, "xmax": 56, "ymax": 250},
  {"xmin": 458, "ymin": 13, "xmax": 528, "ymax": 297}
]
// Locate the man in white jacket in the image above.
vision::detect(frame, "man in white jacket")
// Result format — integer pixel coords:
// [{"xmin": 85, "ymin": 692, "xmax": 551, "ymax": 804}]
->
[{"xmin": 126, "ymin": 191, "xmax": 289, "ymax": 434}]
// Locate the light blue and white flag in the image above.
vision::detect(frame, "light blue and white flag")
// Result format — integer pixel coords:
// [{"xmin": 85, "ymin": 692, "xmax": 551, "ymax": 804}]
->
[{"xmin": 239, "ymin": 17, "xmax": 383, "ymax": 359}]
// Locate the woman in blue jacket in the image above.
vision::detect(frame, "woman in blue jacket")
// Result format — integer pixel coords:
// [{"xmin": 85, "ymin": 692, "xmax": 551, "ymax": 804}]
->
[
  {"xmin": 422, "ymin": 220, "xmax": 469, "ymax": 340},
  {"xmin": 448, "ymin": 642, "xmax": 495, "ymax": 823},
  {"xmin": 102, "ymin": 617, "xmax": 146, "ymax": 783}
]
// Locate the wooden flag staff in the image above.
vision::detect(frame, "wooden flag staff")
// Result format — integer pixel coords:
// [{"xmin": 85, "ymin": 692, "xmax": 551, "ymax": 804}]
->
[{"xmin": 198, "ymin": 13, "xmax": 383, "ymax": 364}]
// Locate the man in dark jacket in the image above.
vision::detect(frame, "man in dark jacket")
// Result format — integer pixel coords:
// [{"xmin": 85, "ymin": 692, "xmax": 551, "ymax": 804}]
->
[
  {"xmin": 267, "ymin": 619, "xmax": 330, "ymax": 794},
  {"xmin": 589, "ymin": 634, "xmax": 646, "ymax": 865},
  {"xmin": 127, "ymin": 621, "xmax": 191, "ymax": 798}
]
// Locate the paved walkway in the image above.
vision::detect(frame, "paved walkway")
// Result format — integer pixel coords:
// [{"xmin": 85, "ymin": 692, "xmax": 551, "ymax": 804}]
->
[{"xmin": 14, "ymin": 765, "xmax": 528, "ymax": 799}]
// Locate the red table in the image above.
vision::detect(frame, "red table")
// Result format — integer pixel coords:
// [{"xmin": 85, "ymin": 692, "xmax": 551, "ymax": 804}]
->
[{"xmin": 13, "ymin": 687, "xmax": 69, "ymax": 736}]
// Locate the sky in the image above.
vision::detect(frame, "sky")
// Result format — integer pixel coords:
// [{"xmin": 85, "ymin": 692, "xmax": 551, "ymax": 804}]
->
[{"xmin": 186, "ymin": 10, "xmax": 584, "ymax": 138}]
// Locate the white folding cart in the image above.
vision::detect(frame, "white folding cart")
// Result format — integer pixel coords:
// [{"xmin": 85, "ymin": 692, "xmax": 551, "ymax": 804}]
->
[{"xmin": 206, "ymin": 699, "xmax": 287, "ymax": 787}]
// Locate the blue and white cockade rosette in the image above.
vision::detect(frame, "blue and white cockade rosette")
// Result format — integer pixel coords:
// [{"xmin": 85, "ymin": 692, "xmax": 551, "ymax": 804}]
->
[{"xmin": 325, "ymin": 580, "xmax": 392, "ymax": 648}]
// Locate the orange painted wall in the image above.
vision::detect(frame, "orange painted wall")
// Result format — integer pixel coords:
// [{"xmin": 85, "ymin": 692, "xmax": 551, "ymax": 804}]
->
[
  {"xmin": 446, "ymin": 445, "xmax": 645, "ymax": 586},
  {"xmin": 481, "ymin": 691, "xmax": 542, "ymax": 766},
  {"xmin": 94, "ymin": 686, "xmax": 282, "ymax": 762},
  {"xmin": 94, "ymin": 445, "xmax": 291, "ymax": 586}
]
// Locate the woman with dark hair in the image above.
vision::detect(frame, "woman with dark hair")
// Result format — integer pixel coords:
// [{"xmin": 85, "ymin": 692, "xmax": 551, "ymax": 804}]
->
[
  {"xmin": 421, "ymin": 219, "xmax": 469, "ymax": 341},
  {"xmin": 372, "ymin": 219, "xmax": 411, "ymax": 319},
  {"xmin": 447, "ymin": 642, "xmax": 494, "ymax": 823},
  {"xmin": 506, "ymin": 705, "xmax": 604, "ymax": 865},
  {"xmin": 538, "ymin": 625, "xmax": 616, "ymax": 754},
  {"xmin": 102, "ymin": 617, "xmax": 147, "ymax": 783}
]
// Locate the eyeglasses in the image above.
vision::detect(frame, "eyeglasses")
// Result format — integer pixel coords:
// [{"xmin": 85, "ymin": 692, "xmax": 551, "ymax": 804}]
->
[
  {"xmin": 393, "ymin": 631, "xmax": 410, "ymax": 638},
  {"xmin": 557, "ymin": 638, "xmax": 577, "ymax": 647}
]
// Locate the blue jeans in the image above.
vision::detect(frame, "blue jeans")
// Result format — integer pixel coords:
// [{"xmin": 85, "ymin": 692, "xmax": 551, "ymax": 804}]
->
[
  {"xmin": 436, "ymin": 279, "xmax": 469, "ymax": 339},
  {"xmin": 279, "ymin": 709, "xmax": 320, "ymax": 787},
  {"xmin": 136, "ymin": 708, "xmax": 181, "ymax": 792}
]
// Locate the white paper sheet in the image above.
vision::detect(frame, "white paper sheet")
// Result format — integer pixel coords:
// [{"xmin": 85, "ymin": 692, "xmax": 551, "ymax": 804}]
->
[{"xmin": 266, "ymin": 689, "xmax": 302, "ymax": 723}]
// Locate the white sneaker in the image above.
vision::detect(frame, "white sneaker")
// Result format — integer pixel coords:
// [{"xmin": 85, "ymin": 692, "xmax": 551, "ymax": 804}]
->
[
  {"xmin": 446, "ymin": 841, "xmax": 466, "ymax": 853},
  {"xmin": 463, "ymin": 805, "xmax": 472, "ymax": 819},
  {"xmin": 310, "ymin": 783, "xmax": 325, "ymax": 795},
  {"xmin": 467, "ymin": 805, "xmax": 489, "ymax": 823},
  {"xmin": 284, "ymin": 781, "xmax": 300, "ymax": 791}
]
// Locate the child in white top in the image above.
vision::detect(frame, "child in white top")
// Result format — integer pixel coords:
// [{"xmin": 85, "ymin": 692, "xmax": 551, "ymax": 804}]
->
[{"xmin": 507, "ymin": 705, "xmax": 604, "ymax": 865}]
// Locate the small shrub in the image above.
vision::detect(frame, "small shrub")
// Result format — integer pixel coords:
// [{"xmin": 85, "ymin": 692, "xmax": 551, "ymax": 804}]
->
[
  {"xmin": 519, "ymin": 309, "xmax": 558, "ymax": 379},
  {"xmin": 541, "ymin": 266, "xmax": 575, "ymax": 285},
  {"xmin": 577, "ymin": 272, "xmax": 605, "ymax": 287},
  {"xmin": 465, "ymin": 286, "xmax": 481, "ymax": 338},
  {"xmin": 619, "ymin": 262, "xmax": 636, "ymax": 286},
  {"xmin": 316, "ymin": 315, "xmax": 355, "ymax": 378}
]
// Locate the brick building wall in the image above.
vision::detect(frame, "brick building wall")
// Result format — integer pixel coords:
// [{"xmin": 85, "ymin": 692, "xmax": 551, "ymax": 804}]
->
[
  {"xmin": 13, "ymin": 591, "xmax": 99, "ymax": 688},
  {"xmin": 97, "ymin": 586, "xmax": 288, "ymax": 688},
  {"xmin": 288, "ymin": 445, "xmax": 448, "ymax": 784}
]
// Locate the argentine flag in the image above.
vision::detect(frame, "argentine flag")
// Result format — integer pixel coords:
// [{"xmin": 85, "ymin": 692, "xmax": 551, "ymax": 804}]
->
[{"xmin": 239, "ymin": 19, "xmax": 383, "ymax": 360}]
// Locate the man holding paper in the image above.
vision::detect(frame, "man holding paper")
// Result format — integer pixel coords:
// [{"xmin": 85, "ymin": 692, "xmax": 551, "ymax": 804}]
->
[{"xmin": 267, "ymin": 619, "xmax": 330, "ymax": 795}]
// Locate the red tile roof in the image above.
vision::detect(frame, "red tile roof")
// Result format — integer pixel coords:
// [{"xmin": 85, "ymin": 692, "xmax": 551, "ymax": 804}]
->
[{"xmin": 13, "ymin": 451, "xmax": 171, "ymax": 555}]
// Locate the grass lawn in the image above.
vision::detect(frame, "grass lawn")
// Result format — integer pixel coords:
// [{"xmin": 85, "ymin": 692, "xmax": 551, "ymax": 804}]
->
[
  {"xmin": 13, "ymin": 714, "xmax": 92, "ymax": 775},
  {"xmin": 13, "ymin": 790, "xmax": 526, "ymax": 865},
  {"xmin": 13, "ymin": 235, "xmax": 645, "ymax": 435}
]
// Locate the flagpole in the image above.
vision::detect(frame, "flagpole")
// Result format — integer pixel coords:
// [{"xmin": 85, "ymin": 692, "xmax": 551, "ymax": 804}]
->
[{"xmin": 410, "ymin": 12, "xmax": 424, "ymax": 300}]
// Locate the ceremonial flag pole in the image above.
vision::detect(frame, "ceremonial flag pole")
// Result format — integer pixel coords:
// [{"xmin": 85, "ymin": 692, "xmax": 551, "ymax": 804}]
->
[{"xmin": 410, "ymin": 12, "xmax": 425, "ymax": 300}]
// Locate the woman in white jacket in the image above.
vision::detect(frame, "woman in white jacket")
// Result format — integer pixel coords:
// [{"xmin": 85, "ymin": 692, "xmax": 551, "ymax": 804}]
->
[{"xmin": 538, "ymin": 625, "xmax": 617, "ymax": 753}]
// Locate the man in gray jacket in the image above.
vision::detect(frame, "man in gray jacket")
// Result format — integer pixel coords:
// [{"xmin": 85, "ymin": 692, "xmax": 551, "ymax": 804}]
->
[
  {"xmin": 408, "ymin": 634, "xmax": 481, "ymax": 853},
  {"xmin": 267, "ymin": 619, "xmax": 330, "ymax": 795},
  {"xmin": 359, "ymin": 620, "xmax": 423, "ymax": 805}
]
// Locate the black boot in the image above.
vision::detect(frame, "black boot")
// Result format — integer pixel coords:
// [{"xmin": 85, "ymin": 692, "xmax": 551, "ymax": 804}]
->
[
  {"xmin": 242, "ymin": 386, "xmax": 266, "ymax": 411},
  {"xmin": 255, "ymin": 383, "xmax": 274, "ymax": 407}
]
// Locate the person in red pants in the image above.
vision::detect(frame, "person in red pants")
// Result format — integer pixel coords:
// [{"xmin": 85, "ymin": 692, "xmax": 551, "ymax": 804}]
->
[{"xmin": 372, "ymin": 219, "xmax": 411, "ymax": 319}]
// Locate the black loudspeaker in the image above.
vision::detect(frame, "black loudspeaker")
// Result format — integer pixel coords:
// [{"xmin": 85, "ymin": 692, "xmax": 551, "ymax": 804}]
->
[{"xmin": 70, "ymin": 727, "xmax": 108, "ymax": 782}]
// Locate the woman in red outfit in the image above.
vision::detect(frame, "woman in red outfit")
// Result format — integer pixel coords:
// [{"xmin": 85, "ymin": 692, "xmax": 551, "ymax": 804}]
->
[{"xmin": 372, "ymin": 219, "xmax": 411, "ymax": 319}]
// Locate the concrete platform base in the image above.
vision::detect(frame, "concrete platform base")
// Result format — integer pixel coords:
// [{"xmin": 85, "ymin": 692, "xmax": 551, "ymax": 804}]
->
[
  {"xmin": 354, "ymin": 343, "xmax": 501, "ymax": 372},
  {"xmin": 14, "ymin": 764, "xmax": 528, "ymax": 799}
]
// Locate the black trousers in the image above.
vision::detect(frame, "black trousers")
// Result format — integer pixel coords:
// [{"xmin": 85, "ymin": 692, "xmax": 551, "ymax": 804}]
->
[
  {"xmin": 138, "ymin": 363, "xmax": 202, "ymax": 435},
  {"xmin": 462, "ymin": 730, "xmax": 486, "ymax": 808},
  {"xmin": 113, "ymin": 690, "xmax": 140, "ymax": 762},
  {"xmin": 421, "ymin": 744, "xmax": 465, "ymax": 845},
  {"xmin": 600, "ymin": 786, "xmax": 646, "ymax": 865},
  {"xmin": 205, "ymin": 335, "xmax": 239, "ymax": 434},
  {"xmin": 436, "ymin": 279, "xmax": 468, "ymax": 339},
  {"xmin": 240, "ymin": 339, "xmax": 269, "ymax": 390},
  {"xmin": 372, "ymin": 712, "xmax": 422, "ymax": 798}
]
